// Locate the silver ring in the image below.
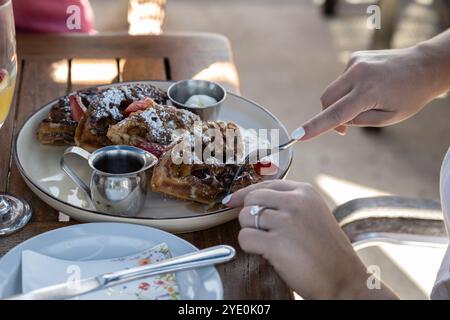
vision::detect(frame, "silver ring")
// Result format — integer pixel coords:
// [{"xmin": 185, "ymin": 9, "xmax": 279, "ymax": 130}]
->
[{"xmin": 249, "ymin": 205, "xmax": 267, "ymax": 230}]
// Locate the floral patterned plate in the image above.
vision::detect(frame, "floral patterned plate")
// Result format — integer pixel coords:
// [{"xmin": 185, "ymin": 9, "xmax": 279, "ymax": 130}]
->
[
  {"xmin": 21, "ymin": 243, "xmax": 180, "ymax": 300},
  {"xmin": 0, "ymin": 223, "xmax": 223, "ymax": 299}
]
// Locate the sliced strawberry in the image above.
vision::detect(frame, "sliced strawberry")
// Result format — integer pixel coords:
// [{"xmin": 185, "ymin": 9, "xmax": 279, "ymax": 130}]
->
[
  {"xmin": 69, "ymin": 95, "xmax": 87, "ymax": 122},
  {"xmin": 254, "ymin": 160, "xmax": 279, "ymax": 176},
  {"xmin": 123, "ymin": 97, "xmax": 155, "ymax": 118},
  {"xmin": 135, "ymin": 141, "xmax": 165, "ymax": 159}
]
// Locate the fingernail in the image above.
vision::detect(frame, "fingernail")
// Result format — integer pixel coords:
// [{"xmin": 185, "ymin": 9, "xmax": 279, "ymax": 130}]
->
[
  {"xmin": 291, "ymin": 127, "xmax": 306, "ymax": 141},
  {"xmin": 334, "ymin": 127, "xmax": 347, "ymax": 136},
  {"xmin": 222, "ymin": 194, "xmax": 233, "ymax": 205}
]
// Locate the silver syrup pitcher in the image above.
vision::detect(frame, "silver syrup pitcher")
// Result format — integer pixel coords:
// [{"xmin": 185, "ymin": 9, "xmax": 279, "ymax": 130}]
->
[{"xmin": 61, "ymin": 145, "xmax": 157, "ymax": 216}]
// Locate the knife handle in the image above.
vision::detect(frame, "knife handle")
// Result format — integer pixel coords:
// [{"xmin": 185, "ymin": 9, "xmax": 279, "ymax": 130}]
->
[{"xmin": 101, "ymin": 245, "xmax": 236, "ymax": 286}]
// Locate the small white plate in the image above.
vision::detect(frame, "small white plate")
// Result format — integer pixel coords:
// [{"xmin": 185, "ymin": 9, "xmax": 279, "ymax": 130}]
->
[
  {"xmin": 14, "ymin": 81, "xmax": 293, "ymax": 233},
  {"xmin": 0, "ymin": 223, "xmax": 223, "ymax": 299}
]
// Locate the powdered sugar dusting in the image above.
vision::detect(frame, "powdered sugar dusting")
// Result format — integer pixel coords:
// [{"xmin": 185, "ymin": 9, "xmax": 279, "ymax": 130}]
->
[
  {"xmin": 140, "ymin": 108, "xmax": 166, "ymax": 142},
  {"xmin": 132, "ymin": 104, "xmax": 200, "ymax": 145},
  {"xmin": 90, "ymin": 88, "xmax": 125, "ymax": 121},
  {"xmin": 102, "ymin": 88, "xmax": 125, "ymax": 106}
]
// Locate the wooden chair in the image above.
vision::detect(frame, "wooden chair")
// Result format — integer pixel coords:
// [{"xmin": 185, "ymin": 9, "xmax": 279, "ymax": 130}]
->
[{"xmin": 334, "ymin": 196, "xmax": 446, "ymax": 243}]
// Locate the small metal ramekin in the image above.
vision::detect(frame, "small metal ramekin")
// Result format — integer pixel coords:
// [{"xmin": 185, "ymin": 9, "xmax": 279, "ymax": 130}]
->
[{"xmin": 167, "ymin": 79, "xmax": 227, "ymax": 121}]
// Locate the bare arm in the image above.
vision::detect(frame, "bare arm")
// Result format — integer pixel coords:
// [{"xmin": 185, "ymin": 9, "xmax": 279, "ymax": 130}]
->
[
  {"xmin": 300, "ymin": 29, "xmax": 450, "ymax": 140},
  {"xmin": 416, "ymin": 29, "xmax": 450, "ymax": 97}
]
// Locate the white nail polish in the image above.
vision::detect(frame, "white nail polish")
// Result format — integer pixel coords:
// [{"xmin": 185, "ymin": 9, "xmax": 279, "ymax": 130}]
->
[
  {"xmin": 222, "ymin": 194, "xmax": 233, "ymax": 205},
  {"xmin": 291, "ymin": 127, "xmax": 306, "ymax": 140}
]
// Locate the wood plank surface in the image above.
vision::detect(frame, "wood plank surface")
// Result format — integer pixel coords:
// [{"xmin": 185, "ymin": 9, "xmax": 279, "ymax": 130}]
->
[
  {"xmin": 119, "ymin": 58, "xmax": 166, "ymax": 81},
  {"xmin": 17, "ymin": 33, "xmax": 239, "ymax": 93},
  {"xmin": 17, "ymin": 33, "xmax": 233, "ymax": 61},
  {"xmin": 70, "ymin": 59, "xmax": 119, "ymax": 91},
  {"xmin": 0, "ymin": 33, "xmax": 291, "ymax": 300}
]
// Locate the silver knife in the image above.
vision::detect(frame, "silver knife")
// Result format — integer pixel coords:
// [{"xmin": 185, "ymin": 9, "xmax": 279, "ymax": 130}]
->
[{"xmin": 6, "ymin": 245, "xmax": 235, "ymax": 300}]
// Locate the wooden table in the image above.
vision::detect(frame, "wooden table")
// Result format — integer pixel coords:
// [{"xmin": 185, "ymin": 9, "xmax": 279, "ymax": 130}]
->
[{"xmin": 0, "ymin": 33, "xmax": 292, "ymax": 300}]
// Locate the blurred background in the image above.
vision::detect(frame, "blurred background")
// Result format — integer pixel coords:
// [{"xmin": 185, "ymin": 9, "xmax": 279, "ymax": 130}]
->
[{"xmin": 16, "ymin": 0, "xmax": 450, "ymax": 299}]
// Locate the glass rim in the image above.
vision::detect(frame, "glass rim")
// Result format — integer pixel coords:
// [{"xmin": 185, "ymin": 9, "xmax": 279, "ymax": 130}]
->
[{"xmin": 0, "ymin": 0, "xmax": 11, "ymax": 10}]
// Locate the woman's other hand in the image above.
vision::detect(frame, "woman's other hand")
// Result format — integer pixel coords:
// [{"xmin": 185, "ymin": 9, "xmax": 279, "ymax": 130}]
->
[{"xmin": 223, "ymin": 180, "xmax": 398, "ymax": 299}]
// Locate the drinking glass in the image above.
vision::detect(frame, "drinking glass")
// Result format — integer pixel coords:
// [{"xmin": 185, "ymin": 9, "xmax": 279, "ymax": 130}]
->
[{"xmin": 0, "ymin": 0, "xmax": 32, "ymax": 235}]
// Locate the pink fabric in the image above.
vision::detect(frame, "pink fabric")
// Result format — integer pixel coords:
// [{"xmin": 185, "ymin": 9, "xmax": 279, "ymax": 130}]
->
[{"xmin": 13, "ymin": 0, "xmax": 94, "ymax": 33}]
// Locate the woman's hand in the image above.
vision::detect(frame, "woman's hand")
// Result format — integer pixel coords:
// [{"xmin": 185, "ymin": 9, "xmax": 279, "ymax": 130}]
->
[
  {"xmin": 300, "ymin": 43, "xmax": 449, "ymax": 140},
  {"xmin": 223, "ymin": 180, "xmax": 398, "ymax": 299}
]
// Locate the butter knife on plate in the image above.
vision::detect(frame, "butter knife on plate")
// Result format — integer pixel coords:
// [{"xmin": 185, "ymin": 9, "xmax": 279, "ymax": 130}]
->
[{"xmin": 7, "ymin": 245, "xmax": 235, "ymax": 300}]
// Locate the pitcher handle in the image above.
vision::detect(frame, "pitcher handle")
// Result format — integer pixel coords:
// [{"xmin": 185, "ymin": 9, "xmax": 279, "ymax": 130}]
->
[{"xmin": 60, "ymin": 146, "xmax": 92, "ymax": 198}]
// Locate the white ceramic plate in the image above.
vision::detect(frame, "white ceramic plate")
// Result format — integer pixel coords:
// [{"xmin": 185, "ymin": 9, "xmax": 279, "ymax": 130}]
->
[
  {"xmin": 0, "ymin": 223, "xmax": 223, "ymax": 299},
  {"xmin": 14, "ymin": 81, "xmax": 293, "ymax": 233}
]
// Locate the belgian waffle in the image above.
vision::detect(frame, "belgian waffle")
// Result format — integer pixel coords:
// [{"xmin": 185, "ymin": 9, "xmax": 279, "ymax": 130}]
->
[
  {"xmin": 37, "ymin": 83, "xmax": 168, "ymax": 150},
  {"xmin": 37, "ymin": 96, "xmax": 78, "ymax": 146},
  {"xmin": 107, "ymin": 103, "xmax": 200, "ymax": 148},
  {"xmin": 151, "ymin": 121, "xmax": 263, "ymax": 204}
]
